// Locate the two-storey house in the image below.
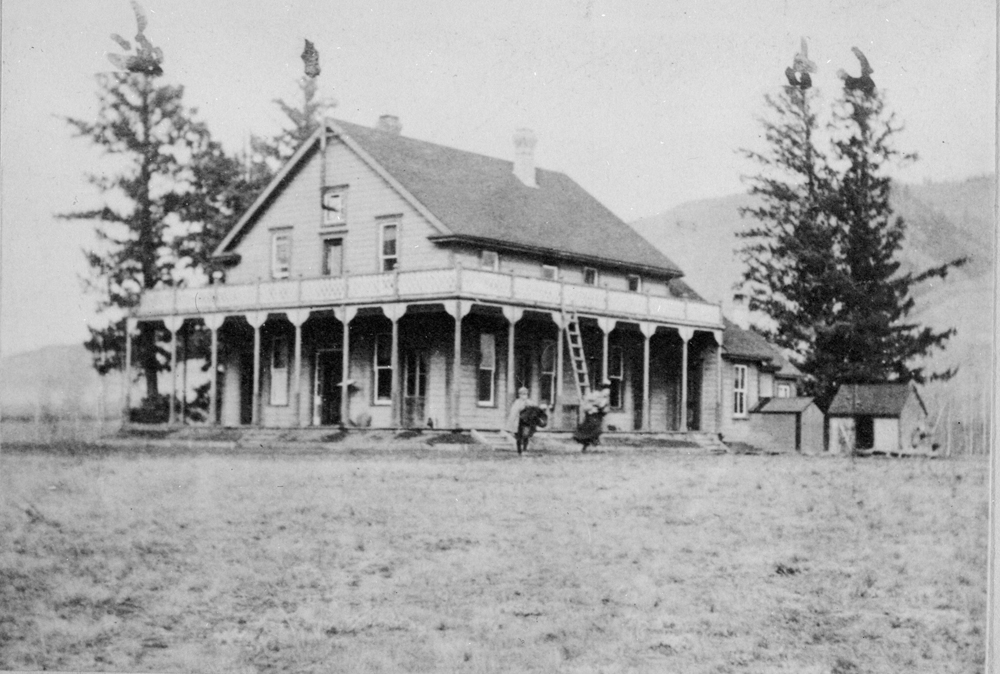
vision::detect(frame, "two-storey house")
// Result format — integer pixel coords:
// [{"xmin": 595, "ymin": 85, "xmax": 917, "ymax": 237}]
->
[{"xmin": 131, "ymin": 116, "xmax": 729, "ymax": 433}]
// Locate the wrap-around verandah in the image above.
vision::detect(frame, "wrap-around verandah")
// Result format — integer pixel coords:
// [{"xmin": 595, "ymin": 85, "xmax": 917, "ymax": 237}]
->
[{"xmin": 129, "ymin": 265, "xmax": 725, "ymax": 433}]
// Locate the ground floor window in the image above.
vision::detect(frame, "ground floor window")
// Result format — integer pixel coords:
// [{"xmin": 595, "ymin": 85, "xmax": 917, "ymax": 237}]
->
[
  {"xmin": 374, "ymin": 333, "xmax": 392, "ymax": 404},
  {"xmin": 478, "ymin": 333, "xmax": 496, "ymax": 405},
  {"xmin": 733, "ymin": 364, "xmax": 747, "ymax": 417}
]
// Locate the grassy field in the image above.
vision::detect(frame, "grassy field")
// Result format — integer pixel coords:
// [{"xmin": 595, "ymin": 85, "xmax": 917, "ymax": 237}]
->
[{"xmin": 0, "ymin": 444, "xmax": 988, "ymax": 673}]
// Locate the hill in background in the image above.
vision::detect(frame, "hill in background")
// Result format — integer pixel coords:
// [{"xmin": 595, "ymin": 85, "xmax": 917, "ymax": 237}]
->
[{"xmin": 631, "ymin": 175, "xmax": 995, "ymax": 431}]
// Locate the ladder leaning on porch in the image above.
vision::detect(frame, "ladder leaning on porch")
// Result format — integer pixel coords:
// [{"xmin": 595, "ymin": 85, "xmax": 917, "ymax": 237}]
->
[{"xmin": 563, "ymin": 309, "xmax": 591, "ymax": 401}]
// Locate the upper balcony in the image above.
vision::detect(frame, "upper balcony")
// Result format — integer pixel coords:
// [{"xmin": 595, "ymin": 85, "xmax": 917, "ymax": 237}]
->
[{"xmin": 136, "ymin": 266, "xmax": 723, "ymax": 328}]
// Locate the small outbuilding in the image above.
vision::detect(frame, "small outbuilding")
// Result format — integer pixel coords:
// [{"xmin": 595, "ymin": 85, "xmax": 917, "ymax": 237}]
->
[
  {"xmin": 827, "ymin": 383, "xmax": 931, "ymax": 456},
  {"xmin": 746, "ymin": 396, "xmax": 825, "ymax": 454}
]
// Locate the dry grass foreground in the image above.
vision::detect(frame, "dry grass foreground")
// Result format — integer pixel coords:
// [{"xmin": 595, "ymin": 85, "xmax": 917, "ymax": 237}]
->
[{"xmin": 0, "ymin": 445, "xmax": 988, "ymax": 673}]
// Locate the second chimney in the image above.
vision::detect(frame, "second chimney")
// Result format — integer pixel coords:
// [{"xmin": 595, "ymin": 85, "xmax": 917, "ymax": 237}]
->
[
  {"xmin": 377, "ymin": 114, "xmax": 402, "ymax": 135},
  {"xmin": 512, "ymin": 128, "xmax": 537, "ymax": 188},
  {"xmin": 731, "ymin": 293, "xmax": 750, "ymax": 330}
]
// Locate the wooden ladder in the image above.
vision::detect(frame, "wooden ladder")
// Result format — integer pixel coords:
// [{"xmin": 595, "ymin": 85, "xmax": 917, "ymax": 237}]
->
[{"xmin": 564, "ymin": 309, "xmax": 591, "ymax": 401}]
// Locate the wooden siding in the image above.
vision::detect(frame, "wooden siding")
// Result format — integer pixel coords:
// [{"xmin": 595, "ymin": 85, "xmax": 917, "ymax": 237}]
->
[
  {"xmin": 453, "ymin": 247, "xmax": 671, "ymax": 297},
  {"xmin": 227, "ymin": 138, "xmax": 451, "ymax": 286}
]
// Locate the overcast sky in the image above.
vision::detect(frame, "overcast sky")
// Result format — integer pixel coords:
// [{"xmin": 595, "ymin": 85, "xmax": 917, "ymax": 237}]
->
[{"xmin": 1, "ymin": 0, "xmax": 995, "ymax": 357}]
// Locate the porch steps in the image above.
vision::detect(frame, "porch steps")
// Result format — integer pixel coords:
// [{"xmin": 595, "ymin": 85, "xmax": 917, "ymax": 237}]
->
[{"xmin": 563, "ymin": 309, "xmax": 592, "ymax": 401}]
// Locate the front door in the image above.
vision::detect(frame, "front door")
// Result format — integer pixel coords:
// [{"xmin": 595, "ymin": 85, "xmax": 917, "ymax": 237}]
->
[
  {"xmin": 313, "ymin": 349, "xmax": 342, "ymax": 426},
  {"xmin": 403, "ymin": 349, "xmax": 428, "ymax": 427}
]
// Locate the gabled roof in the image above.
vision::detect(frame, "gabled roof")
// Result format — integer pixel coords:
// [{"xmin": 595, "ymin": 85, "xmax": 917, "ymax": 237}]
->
[
  {"xmin": 751, "ymin": 397, "xmax": 817, "ymax": 414},
  {"xmin": 216, "ymin": 119, "xmax": 684, "ymax": 277},
  {"xmin": 827, "ymin": 383, "xmax": 926, "ymax": 417},
  {"xmin": 721, "ymin": 319, "xmax": 803, "ymax": 378}
]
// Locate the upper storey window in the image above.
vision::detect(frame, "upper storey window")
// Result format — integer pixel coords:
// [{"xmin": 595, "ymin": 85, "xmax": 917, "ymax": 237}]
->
[
  {"xmin": 271, "ymin": 229, "xmax": 291, "ymax": 279},
  {"xmin": 322, "ymin": 186, "xmax": 347, "ymax": 227},
  {"xmin": 583, "ymin": 267, "xmax": 598, "ymax": 286},
  {"xmin": 481, "ymin": 250, "xmax": 499, "ymax": 271},
  {"xmin": 627, "ymin": 275, "xmax": 641, "ymax": 292},
  {"xmin": 380, "ymin": 221, "xmax": 398, "ymax": 272},
  {"xmin": 541, "ymin": 264, "xmax": 559, "ymax": 281}
]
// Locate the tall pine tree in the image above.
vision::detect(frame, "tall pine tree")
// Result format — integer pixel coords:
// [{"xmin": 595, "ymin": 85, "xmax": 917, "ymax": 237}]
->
[
  {"xmin": 811, "ymin": 84, "xmax": 966, "ymax": 403},
  {"xmin": 61, "ymin": 72, "xmax": 234, "ymax": 403},
  {"xmin": 738, "ymin": 84, "xmax": 840, "ymax": 363},
  {"xmin": 740, "ymin": 57, "xmax": 965, "ymax": 406}
]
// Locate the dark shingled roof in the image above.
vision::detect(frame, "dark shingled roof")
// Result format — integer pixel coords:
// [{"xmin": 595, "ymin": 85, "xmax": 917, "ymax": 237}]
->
[
  {"xmin": 721, "ymin": 318, "xmax": 802, "ymax": 378},
  {"xmin": 334, "ymin": 120, "xmax": 684, "ymax": 276},
  {"xmin": 827, "ymin": 383, "xmax": 925, "ymax": 417},
  {"xmin": 751, "ymin": 397, "xmax": 817, "ymax": 414},
  {"xmin": 721, "ymin": 318, "xmax": 778, "ymax": 362}
]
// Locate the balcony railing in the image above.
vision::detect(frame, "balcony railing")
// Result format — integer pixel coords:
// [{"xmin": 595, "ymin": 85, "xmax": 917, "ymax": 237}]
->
[{"xmin": 136, "ymin": 267, "xmax": 722, "ymax": 327}]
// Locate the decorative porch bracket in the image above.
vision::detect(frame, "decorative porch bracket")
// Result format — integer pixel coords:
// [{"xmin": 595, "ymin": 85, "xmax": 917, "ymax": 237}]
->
[{"xmin": 638, "ymin": 322, "xmax": 656, "ymax": 431}]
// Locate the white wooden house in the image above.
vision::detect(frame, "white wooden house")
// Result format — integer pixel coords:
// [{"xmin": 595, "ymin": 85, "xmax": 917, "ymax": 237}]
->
[{"xmin": 130, "ymin": 116, "xmax": 733, "ymax": 432}]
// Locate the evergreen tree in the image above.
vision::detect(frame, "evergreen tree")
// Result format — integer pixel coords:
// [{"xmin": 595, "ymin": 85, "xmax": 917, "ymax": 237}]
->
[
  {"xmin": 811, "ymin": 85, "xmax": 966, "ymax": 403},
  {"xmin": 251, "ymin": 76, "xmax": 334, "ymax": 177},
  {"xmin": 61, "ymin": 72, "xmax": 232, "ymax": 402},
  {"xmin": 740, "ymin": 69, "xmax": 965, "ymax": 406},
  {"xmin": 738, "ymin": 85, "xmax": 840, "ymax": 362}
]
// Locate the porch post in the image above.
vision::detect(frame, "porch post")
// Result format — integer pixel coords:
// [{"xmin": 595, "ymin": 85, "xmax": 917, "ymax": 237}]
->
[
  {"xmin": 123, "ymin": 317, "xmax": 137, "ymax": 422},
  {"xmin": 339, "ymin": 306, "xmax": 357, "ymax": 427},
  {"xmin": 678, "ymin": 327, "xmax": 695, "ymax": 432},
  {"xmin": 445, "ymin": 300, "xmax": 473, "ymax": 429},
  {"xmin": 597, "ymin": 317, "xmax": 614, "ymax": 384},
  {"xmin": 381, "ymin": 304, "xmax": 405, "ymax": 428},
  {"xmin": 639, "ymin": 322, "xmax": 655, "ymax": 431},
  {"xmin": 713, "ymin": 330, "xmax": 724, "ymax": 434},
  {"xmin": 552, "ymin": 312, "xmax": 565, "ymax": 404},
  {"xmin": 287, "ymin": 309, "xmax": 311, "ymax": 427},
  {"xmin": 245, "ymin": 311, "xmax": 267, "ymax": 426},
  {"xmin": 203, "ymin": 314, "xmax": 226, "ymax": 426},
  {"xmin": 163, "ymin": 316, "xmax": 184, "ymax": 425},
  {"xmin": 502, "ymin": 306, "xmax": 524, "ymax": 407}
]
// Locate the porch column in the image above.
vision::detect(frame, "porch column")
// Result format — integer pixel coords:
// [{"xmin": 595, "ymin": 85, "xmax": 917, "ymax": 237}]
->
[
  {"xmin": 639, "ymin": 322, "xmax": 655, "ymax": 431},
  {"xmin": 713, "ymin": 330, "xmax": 724, "ymax": 434},
  {"xmin": 597, "ymin": 317, "xmax": 614, "ymax": 384},
  {"xmin": 445, "ymin": 300, "xmax": 473, "ymax": 428},
  {"xmin": 245, "ymin": 311, "xmax": 267, "ymax": 426},
  {"xmin": 203, "ymin": 314, "xmax": 226, "ymax": 426},
  {"xmin": 502, "ymin": 306, "xmax": 525, "ymax": 407},
  {"xmin": 338, "ymin": 306, "xmax": 357, "ymax": 426},
  {"xmin": 552, "ymin": 312, "xmax": 566, "ymax": 404},
  {"xmin": 123, "ymin": 317, "xmax": 137, "ymax": 422},
  {"xmin": 678, "ymin": 327, "xmax": 695, "ymax": 432},
  {"xmin": 163, "ymin": 316, "xmax": 184, "ymax": 425},
  {"xmin": 381, "ymin": 304, "xmax": 405, "ymax": 427},
  {"xmin": 287, "ymin": 309, "xmax": 311, "ymax": 427}
]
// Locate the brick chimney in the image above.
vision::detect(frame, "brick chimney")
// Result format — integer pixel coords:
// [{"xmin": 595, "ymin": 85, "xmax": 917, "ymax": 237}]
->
[
  {"xmin": 377, "ymin": 114, "xmax": 402, "ymax": 135},
  {"xmin": 512, "ymin": 128, "xmax": 537, "ymax": 188},
  {"xmin": 731, "ymin": 293, "xmax": 750, "ymax": 330}
]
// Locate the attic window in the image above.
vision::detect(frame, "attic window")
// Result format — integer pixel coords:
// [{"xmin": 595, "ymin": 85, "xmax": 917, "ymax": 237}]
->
[
  {"xmin": 271, "ymin": 230, "xmax": 291, "ymax": 279},
  {"xmin": 322, "ymin": 186, "xmax": 347, "ymax": 226},
  {"xmin": 541, "ymin": 265, "xmax": 559, "ymax": 281},
  {"xmin": 583, "ymin": 268, "xmax": 598, "ymax": 286},
  {"xmin": 777, "ymin": 383, "xmax": 791, "ymax": 398},
  {"xmin": 481, "ymin": 250, "xmax": 499, "ymax": 271},
  {"xmin": 627, "ymin": 275, "xmax": 641, "ymax": 292}
]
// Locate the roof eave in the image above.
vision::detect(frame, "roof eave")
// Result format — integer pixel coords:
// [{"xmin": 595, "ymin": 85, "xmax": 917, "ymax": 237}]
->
[{"xmin": 427, "ymin": 234, "xmax": 683, "ymax": 279}]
